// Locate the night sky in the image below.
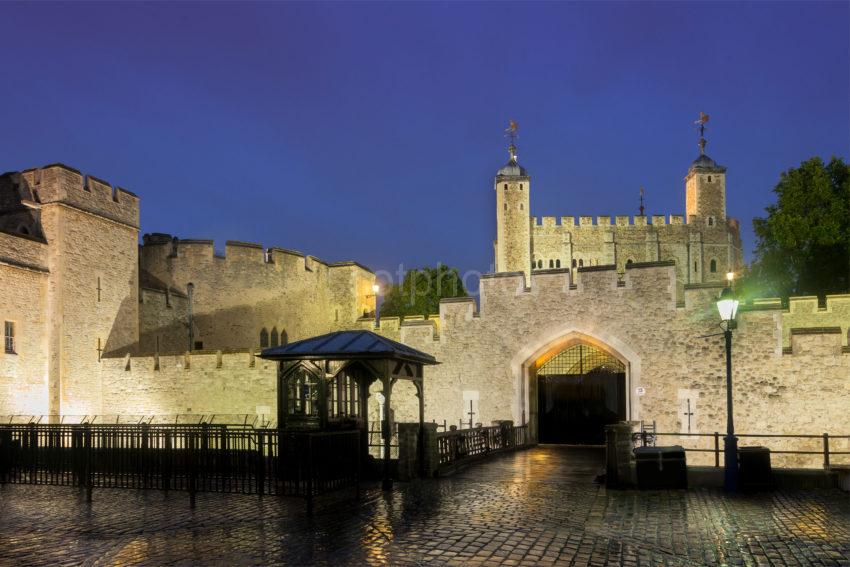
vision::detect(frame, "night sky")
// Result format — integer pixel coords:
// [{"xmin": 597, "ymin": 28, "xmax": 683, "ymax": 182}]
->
[{"xmin": 2, "ymin": 2, "xmax": 847, "ymax": 291}]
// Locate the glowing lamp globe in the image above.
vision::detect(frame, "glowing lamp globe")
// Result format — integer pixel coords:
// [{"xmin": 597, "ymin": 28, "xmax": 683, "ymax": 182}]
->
[
  {"xmin": 716, "ymin": 286, "xmax": 739, "ymax": 322},
  {"xmin": 372, "ymin": 284, "xmax": 381, "ymax": 294}
]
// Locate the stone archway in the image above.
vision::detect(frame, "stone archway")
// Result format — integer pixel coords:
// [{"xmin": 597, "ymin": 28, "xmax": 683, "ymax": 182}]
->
[{"xmin": 510, "ymin": 329, "xmax": 641, "ymax": 442}]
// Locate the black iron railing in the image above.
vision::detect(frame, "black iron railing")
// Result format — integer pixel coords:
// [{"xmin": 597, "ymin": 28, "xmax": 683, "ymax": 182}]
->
[
  {"xmin": 633, "ymin": 430, "xmax": 850, "ymax": 469},
  {"xmin": 437, "ymin": 424, "xmax": 531, "ymax": 468},
  {"xmin": 0, "ymin": 424, "xmax": 358, "ymax": 508}
]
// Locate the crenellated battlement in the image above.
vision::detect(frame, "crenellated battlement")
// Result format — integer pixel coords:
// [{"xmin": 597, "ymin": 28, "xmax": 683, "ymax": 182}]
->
[
  {"xmin": 19, "ymin": 163, "xmax": 139, "ymax": 228},
  {"xmin": 781, "ymin": 294, "xmax": 850, "ymax": 349},
  {"xmin": 532, "ymin": 213, "xmax": 694, "ymax": 230},
  {"xmin": 140, "ymin": 233, "xmax": 372, "ymax": 276}
]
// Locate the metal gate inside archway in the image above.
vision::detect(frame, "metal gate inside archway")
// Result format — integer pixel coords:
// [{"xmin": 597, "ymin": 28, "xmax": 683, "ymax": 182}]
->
[{"xmin": 536, "ymin": 343, "xmax": 626, "ymax": 444}]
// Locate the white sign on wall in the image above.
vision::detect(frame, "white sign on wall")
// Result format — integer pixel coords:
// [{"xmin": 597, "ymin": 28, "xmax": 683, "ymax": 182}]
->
[{"xmin": 635, "ymin": 386, "xmax": 646, "ymax": 397}]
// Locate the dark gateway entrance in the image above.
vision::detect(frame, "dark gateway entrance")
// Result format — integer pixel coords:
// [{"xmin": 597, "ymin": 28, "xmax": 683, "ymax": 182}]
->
[{"xmin": 537, "ymin": 343, "xmax": 626, "ymax": 444}]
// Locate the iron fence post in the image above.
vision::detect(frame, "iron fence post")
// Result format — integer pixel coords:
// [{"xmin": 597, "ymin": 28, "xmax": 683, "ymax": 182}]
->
[
  {"xmin": 141, "ymin": 423, "xmax": 149, "ymax": 489},
  {"xmin": 823, "ymin": 433, "xmax": 830, "ymax": 469},
  {"xmin": 27, "ymin": 423, "xmax": 36, "ymax": 481},
  {"xmin": 84, "ymin": 424, "xmax": 92, "ymax": 503},
  {"xmin": 163, "ymin": 430, "xmax": 172, "ymax": 492},
  {"xmin": 257, "ymin": 430, "xmax": 265, "ymax": 496},
  {"xmin": 714, "ymin": 432, "xmax": 720, "ymax": 468},
  {"xmin": 201, "ymin": 423, "xmax": 209, "ymax": 485},
  {"xmin": 189, "ymin": 432, "xmax": 197, "ymax": 507}
]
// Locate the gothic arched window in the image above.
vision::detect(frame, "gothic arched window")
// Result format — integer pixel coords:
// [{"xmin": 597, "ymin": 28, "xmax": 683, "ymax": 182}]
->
[
  {"xmin": 572, "ymin": 259, "xmax": 577, "ymax": 268},
  {"xmin": 537, "ymin": 259, "xmax": 543, "ymax": 269},
  {"xmin": 626, "ymin": 259, "xmax": 633, "ymax": 267},
  {"xmin": 520, "ymin": 184, "xmax": 523, "ymax": 190},
  {"xmin": 259, "ymin": 328, "xmax": 269, "ymax": 348},
  {"xmin": 556, "ymin": 259, "xmax": 561, "ymax": 268},
  {"xmin": 504, "ymin": 184, "xmax": 508, "ymax": 190},
  {"xmin": 270, "ymin": 327, "xmax": 279, "ymax": 347},
  {"xmin": 710, "ymin": 259, "xmax": 717, "ymax": 273},
  {"xmin": 708, "ymin": 216, "xmax": 715, "ymax": 227},
  {"xmin": 579, "ymin": 259, "xmax": 584, "ymax": 267},
  {"xmin": 549, "ymin": 259, "xmax": 554, "ymax": 268}
]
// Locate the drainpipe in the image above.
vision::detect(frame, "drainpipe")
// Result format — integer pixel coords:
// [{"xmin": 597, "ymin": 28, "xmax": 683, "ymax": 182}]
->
[{"xmin": 187, "ymin": 282, "xmax": 194, "ymax": 351}]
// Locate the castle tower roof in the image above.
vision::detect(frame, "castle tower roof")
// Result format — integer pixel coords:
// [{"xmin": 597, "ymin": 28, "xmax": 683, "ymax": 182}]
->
[
  {"xmin": 689, "ymin": 153, "xmax": 727, "ymax": 173},
  {"xmin": 496, "ymin": 144, "xmax": 529, "ymax": 178},
  {"xmin": 689, "ymin": 112, "xmax": 726, "ymax": 173}
]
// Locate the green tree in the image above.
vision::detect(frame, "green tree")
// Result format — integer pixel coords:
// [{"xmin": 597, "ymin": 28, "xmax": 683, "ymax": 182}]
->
[
  {"xmin": 744, "ymin": 156, "xmax": 849, "ymax": 300},
  {"xmin": 380, "ymin": 264, "xmax": 468, "ymax": 318}
]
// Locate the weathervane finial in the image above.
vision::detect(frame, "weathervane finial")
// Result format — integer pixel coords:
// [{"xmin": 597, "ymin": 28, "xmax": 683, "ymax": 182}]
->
[
  {"xmin": 505, "ymin": 120, "xmax": 519, "ymax": 160},
  {"xmin": 639, "ymin": 186, "xmax": 645, "ymax": 216},
  {"xmin": 695, "ymin": 111, "xmax": 710, "ymax": 155}
]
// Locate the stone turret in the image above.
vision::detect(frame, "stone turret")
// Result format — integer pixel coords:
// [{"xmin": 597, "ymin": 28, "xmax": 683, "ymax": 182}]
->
[
  {"xmin": 494, "ymin": 143, "xmax": 531, "ymax": 282},
  {"xmin": 685, "ymin": 119, "xmax": 727, "ymax": 227}
]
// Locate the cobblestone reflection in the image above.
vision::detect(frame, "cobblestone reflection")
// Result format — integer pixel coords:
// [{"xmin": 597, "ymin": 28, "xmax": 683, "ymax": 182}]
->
[{"xmin": 0, "ymin": 446, "xmax": 848, "ymax": 566}]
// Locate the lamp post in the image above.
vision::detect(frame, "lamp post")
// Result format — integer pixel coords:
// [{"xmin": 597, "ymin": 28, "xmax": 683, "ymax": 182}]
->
[
  {"xmin": 368, "ymin": 283, "xmax": 381, "ymax": 329},
  {"xmin": 716, "ymin": 272, "xmax": 740, "ymax": 492}
]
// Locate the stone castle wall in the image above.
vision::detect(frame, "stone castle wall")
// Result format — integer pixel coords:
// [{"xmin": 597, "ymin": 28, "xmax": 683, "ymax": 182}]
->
[
  {"xmin": 139, "ymin": 287, "xmax": 190, "ymax": 354},
  {"xmin": 0, "ymin": 237, "xmax": 49, "ymax": 415},
  {"xmin": 1, "ymin": 164, "xmax": 142, "ymax": 416},
  {"xmin": 530, "ymin": 214, "xmax": 743, "ymax": 294},
  {"xmin": 355, "ymin": 264, "xmax": 850, "ymax": 467},
  {"xmin": 138, "ymin": 237, "xmax": 375, "ymax": 353},
  {"xmin": 99, "ymin": 350, "xmax": 277, "ymax": 418},
  {"xmin": 0, "ymin": 163, "xmax": 373, "ymax": 418}
]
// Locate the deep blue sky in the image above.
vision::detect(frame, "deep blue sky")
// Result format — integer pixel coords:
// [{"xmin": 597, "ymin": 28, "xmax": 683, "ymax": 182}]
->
[{"xmin": 2, "ymin": 2, "xmax": 848, "ymax": 288}]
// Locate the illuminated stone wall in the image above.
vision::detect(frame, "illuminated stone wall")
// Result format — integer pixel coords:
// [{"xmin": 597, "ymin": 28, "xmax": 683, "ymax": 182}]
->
[
  {"xmin": 100, "ymin": 351, "xmax": 277, "ymax": 418},
  {"xmin": 0, "ymin": 163, "xmax": 374, "ymax": 418},
  {"xmin": 530, "ymin": 215, "xmax": 743, "ymax": 295},
  {"xmin": 9, "ymin": 165, "xmax": 142, "ymax": 416},
  {"xmin": 138, "ymin": 237, "xmax": 375, "ymax": 353},
  {"xmin": 0, "ymin": 234, "xmax": 49, "ymax": 415},
  {"xmin": 494, "ymin": 176, "xmax": 531, "ymax": 281},
  {"xmin": 357, "ymin": 264, "xmax": 850, "ymax": 468}
]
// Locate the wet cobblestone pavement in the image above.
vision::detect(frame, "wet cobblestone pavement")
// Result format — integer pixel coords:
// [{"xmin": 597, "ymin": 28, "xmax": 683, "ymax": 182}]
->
[{"xmin": 1, "ymin": 446, "xmax": 849, "ymax": 566}]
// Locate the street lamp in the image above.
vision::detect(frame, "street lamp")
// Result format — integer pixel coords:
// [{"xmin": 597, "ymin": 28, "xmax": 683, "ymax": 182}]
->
[
  {"xmin": 716, "ymin": 274, "xmax": 740, "ymax": 491},
  {"xmin": 368, "ymin": 283, "xmax": 381, "ymax": 329}
]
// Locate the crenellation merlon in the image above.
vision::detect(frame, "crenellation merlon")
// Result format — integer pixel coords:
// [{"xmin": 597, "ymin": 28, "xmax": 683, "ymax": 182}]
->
[
  {"xmin": 140, "ymin": 236, "xmax": 371, "ymax": 275},
  {"xmin": 20, "ymin": 163, "xmax": 140, "ymax": 228}
]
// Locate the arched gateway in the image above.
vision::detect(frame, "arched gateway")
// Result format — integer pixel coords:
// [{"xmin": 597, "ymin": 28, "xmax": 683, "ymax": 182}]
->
[{"xmin": 517, "ymin": 331, "xmax": 638, "ymax": 445}]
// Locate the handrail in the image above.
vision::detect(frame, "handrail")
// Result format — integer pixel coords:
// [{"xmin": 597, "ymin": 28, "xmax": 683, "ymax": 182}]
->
[{"xmin": 635, "ymin": 430, "xmax": 849, "ymax": 469}]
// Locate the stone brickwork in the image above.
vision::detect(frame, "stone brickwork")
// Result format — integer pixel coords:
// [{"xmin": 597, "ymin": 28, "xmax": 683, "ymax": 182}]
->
[
  {"xmin": 0, "ymin": 163, "xmax": 374, "ymax": 418},
  {"xmin": 497, "ymin": 143, "xmax": 743, "ymax": 298},
  {"xmin": 138, "ymin": 287, "xmax": 190, "ymax": 354},
  {"xmin": 356, "ymin": 264, "xmax": 850, "ymax": 468},
  {"xmin": 0, "ymin": 259, "xmax": 49, "ymax": 415},
  {"xmin": 100, "ymin": 351, "xmax": 277, "ymax": 417},
  {"xmin": 138, "ymin": 235, "xmax": 375, "ymax": 353}
]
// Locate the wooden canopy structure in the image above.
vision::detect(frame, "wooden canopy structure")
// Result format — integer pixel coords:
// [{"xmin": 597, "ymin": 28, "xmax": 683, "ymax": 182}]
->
[{"xmin": 259, "ymin": 330, "xmax": 438, "ymax": 489}]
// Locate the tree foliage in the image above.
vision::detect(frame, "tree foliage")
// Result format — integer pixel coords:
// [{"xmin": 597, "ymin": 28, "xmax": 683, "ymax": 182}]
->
[
  {"xmin": 379, "ymin": 265, "xmax": 468, "ymax": 318},
  {"xmin": 743, "ymin": 156, "xmax": 849, "ymax": 300}
]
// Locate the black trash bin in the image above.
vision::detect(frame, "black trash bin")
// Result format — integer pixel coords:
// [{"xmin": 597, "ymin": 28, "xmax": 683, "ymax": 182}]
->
[
  {"xmin": 635, "ymin": 445, "xmax": 687, "ymax": 489},
  {"xmin": 739, "ymin": 446, "xmax": 773, "ymax": 491}
]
